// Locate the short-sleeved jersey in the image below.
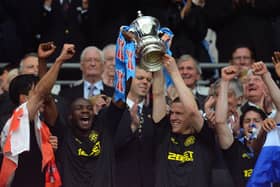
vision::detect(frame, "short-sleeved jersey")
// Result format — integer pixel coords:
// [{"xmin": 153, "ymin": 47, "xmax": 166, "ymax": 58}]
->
[
  {"xmin": 154, "ymin": 116, "xmax": 216, "ymax": 187},
  {"xmin": 222, "ymin": 139, "xmax": 257, "ymax": 187}
]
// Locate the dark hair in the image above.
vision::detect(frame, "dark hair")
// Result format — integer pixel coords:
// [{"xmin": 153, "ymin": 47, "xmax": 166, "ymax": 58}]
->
[
  {"xmin": 239, "ymin": 104, "xmax": 267, "ymax": 127},
  {"xmin": 9, "ymin": 74, "xmax": 39, "ymax": 105},
  {"xmin": 230, "ymin": 43, "xmax": 256, "ymax": 60}
]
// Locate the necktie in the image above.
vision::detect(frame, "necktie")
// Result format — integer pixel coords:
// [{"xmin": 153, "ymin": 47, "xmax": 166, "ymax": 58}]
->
[
  {"xmin": 137, "ymin": 105, "xmax": 143, "ymax": 138},
  {"xmin": 88, "ymin": 85, "xmax": 96, "ymax": 98}
]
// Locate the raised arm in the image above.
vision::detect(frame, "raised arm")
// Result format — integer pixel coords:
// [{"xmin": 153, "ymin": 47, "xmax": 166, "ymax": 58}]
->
[
  {"xmin": 37, "ymin": 42, "xmax": 58, "ymax": 126},
  {"xmin": 152, "ymin": 69, "xmax": 166, "ymax": 123},
  {"xmin": 162, "ymin": 54, "xmax": 203, "ymax": 132},
  {"xmin": 252, "ymin": 61, "xmax": 280, "ymax": 122},
  {"xmin": 38, "ymin": 41, "xmax": 56, "ymax": 78},
  {"xmin": 215, "ymin": 66, "xmax": 237, "ymax": 149},
  {"xmin": 27, "ymin": 44, "xmax": 75, "ymax": 120}
]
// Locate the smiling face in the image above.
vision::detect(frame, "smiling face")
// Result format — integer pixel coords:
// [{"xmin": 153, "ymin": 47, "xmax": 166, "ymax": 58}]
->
[
  {"xmin": 70, "ymin": 98, "xmax": 94, "ymax": 132},
  {"xmin": 129, "ymin": 67, "xmax": 152, "ymax": 99},
  {"xmin": 169, "ymin": 101, "xmax": 191, "ymax": 134},
  {"xmin": 243, "ymin": 74, "xmax": 266, "ymax": 102},
  {"xmin": 177, "ymin": 59, "xmax": 200, "ymax": 89}
]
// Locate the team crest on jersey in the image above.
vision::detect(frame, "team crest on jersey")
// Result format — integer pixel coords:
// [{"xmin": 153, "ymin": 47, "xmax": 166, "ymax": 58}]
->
[
  {"xmin": 89, "ymin": 130, "xmax": 99, "ymax": 143},
  {"xmin": 170, "ymin": 137, "xmax": 178, "ymax": 144},
  {"xmin": 184, "ymin": 136, "xmax": 195, "ymax": 147}
]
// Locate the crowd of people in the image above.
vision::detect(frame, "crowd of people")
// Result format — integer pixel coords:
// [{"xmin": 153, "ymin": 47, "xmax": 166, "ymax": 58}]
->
[
  {"xmin": 0, "ymin": 0, "xmax": 279, "ymax": 64},
  {"xmin": 0, "ymin": 0, "xmax": 280, "ymax": 187},
  {"xmin": 0, "ymin": 39, "xmax": 280, "ymax": 187}
]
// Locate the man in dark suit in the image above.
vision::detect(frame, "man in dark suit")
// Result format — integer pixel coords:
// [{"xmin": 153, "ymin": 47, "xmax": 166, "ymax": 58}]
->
[
  {"xmin": 114, "ymin": 66, "xmax": 156, "ymax": 187},
  {"xmin": 59, "ymin": 46, "xmax": 114, "ymax": 106}
]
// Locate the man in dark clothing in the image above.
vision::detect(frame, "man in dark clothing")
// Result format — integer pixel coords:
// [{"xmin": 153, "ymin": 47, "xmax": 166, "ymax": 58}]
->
[
  {"xmin": 152, "ymin": 54, "xmax": 216, "ymax": 187},
  {"xmin": 215, "ymin": 62, "xmax": 280, "ymax": 186},
  {"xmin": 114, "ymin": 66, "xmax": 155, "ymax": 187},
  {"xmin": 0, "ymin": 43, "xmax": 75, "ymax": 187},
  {"xmin": 55, "ymin": 97, "xmax": 125, "ymax": 187}
]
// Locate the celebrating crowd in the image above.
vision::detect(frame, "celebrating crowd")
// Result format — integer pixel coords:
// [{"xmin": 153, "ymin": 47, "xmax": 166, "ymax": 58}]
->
[{"xmin": 0, "ymin": 0, "xmax": 280, "ymax": 187}]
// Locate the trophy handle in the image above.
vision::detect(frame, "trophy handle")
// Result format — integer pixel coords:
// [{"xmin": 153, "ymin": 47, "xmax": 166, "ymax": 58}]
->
[{"xmin": 120, "ymin": 26, "xmax": 138, "ymax": 43}]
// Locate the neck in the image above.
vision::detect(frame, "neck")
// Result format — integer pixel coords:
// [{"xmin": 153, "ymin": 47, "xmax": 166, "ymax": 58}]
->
[
  {"xmin": 182, "ymin": 127, "xmax": 195, "ymax": 135},
  {"xmin": 127, "ymin": 93, "xmax": 144, "ymax": 104},
  {"xmin": 74, "ymin": 129, "xmax": 91, "ymax": 139},
  {"xmin": 84, "ymin": 76, "xmax": 101, "ymax": 84},
  {"xmin": 248, "ymin": 97, "xmax": 262, "ymax": 107}
]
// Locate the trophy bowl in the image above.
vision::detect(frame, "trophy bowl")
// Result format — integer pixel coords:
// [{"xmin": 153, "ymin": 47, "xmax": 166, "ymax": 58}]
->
[{"xmin": 123, "ymin": 11, "xmax": 167, "ymax": 72}]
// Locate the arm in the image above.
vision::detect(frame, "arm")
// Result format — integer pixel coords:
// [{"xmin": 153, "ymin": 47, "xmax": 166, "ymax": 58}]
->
[
  {"xmin": 38, "ymin": 41, "xmax": 56, "ymax": 78},
  {"xmin": 215, "ymin": 66, "xmax": 237, "ymax": 149},
  {"xmin": 38, "ymin": 42, "xmax": 58, "ymax": 126},
  {"xmin": 27, "ymin": 44, "xmax": 75, "ymax": 120},
  {"xmin": 272, "ymin": 51, "xmax": 280, "ymax": 78},
  {"xmin": 152, "ymin": 69, "xmax": 167, "ymax": 123},
  {"xmin": 163, "ymin": 54, "xmax": 203, "ymax": 132},
  {"xmin": 252, "ymin": 61, "xmax": 280, "ymax": 122}
]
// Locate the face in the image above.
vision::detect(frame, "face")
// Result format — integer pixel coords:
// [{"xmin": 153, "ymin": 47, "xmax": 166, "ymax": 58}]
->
[
  {"xmin": 170, "ymin": 102, "xmax": 190, "ymax": 134},
  {"xmin": 231, "ymin": 47, "xmax": 253, "ymax": 72},
  {"xmin": 71, "ymin": 98, "xmax": 94, "ymax": 132},
  {"xmin": 243, "ymin": 74, "xmax": 266, "ymax": 101},
  {"xmin": 21, "ymin": 56, "xmax": 39, "ymax": 76},
  {"xmin": 103, "ymin": 48, "xmax": 115, "ymax": 77},
  {"xmin": 242, "ymin": 111, "xmax": 263, "ymax": 139},
  {"xmin": 80, "ymin": 48, "xmax": 104, "ymax": 79},
  {"xmin": 178, "ymin": 59, "xmax": 200, "ymax": 89},
  {"xmin": 129, "ymin": 68, "xmax": 152, "ymax": 98}
]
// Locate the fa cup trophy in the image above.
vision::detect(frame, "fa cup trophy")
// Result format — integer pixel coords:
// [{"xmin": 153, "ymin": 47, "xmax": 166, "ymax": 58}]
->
[{"xmin": 121, "ymin": 11, "xmax": 171, "ymax": 72}]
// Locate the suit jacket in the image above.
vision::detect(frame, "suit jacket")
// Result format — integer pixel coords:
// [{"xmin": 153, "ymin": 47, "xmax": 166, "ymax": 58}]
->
[
  {"xmin": 59, "ymin": 81, "xmax": 114, "ymax": 105},
  {"xmin": 114, "ymin": 106, "xmax": 156, "ymax": 187},
  {"xmin": 195, "ymin": 92, "xmax": 207, "ymax": 112}
]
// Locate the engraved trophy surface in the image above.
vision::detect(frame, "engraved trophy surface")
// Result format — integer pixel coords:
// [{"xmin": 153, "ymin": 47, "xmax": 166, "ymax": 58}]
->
[{"xmin": 122, "ymin": 11, "xmax": 167, "ymax": 72}]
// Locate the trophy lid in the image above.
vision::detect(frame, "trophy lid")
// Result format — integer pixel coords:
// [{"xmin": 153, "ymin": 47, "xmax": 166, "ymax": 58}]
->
[{"xmin": 129, "ymin": 10, "xmax": 160, "ymax": 37}]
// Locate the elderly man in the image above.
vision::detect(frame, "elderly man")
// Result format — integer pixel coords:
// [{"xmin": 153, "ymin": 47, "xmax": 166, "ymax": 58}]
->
[
  {"xmin": 18, "ymin": 53, "xmax": 39, "ymax": 76},
  {"xmin": 59, "ymin": 46, "xmax": 114, "ymax": 104}
]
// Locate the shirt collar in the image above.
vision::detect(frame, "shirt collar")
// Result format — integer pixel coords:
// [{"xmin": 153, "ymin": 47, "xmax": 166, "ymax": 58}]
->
[
  {"xmin": 126, "ymin": 98, "xmax": 145, "ymax": 112},
  {"xmin": 84, "ymin": 80, "xmax": 104, "ymax": 91}
]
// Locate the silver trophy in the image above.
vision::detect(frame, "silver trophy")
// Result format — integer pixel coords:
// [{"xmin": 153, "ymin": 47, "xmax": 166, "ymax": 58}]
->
[{"xmin": 121, "ymin": 11, "xmax": 167, "ymax": 72}]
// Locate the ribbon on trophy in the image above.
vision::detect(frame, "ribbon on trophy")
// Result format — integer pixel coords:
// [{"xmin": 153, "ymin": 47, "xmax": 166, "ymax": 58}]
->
[
  {"xmin": 159, "ymin": 27, "xmax": 174, "ymax": 88},
  {"xmin": 114, "ymin": 26, "xmax": 136, "ymax": 102},
  {"xmin": 113, "ymin": 26, "xmax": 174, "ymax": 102}
]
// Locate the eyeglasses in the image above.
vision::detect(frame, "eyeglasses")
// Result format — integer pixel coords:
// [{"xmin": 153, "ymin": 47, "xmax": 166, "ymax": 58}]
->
[{"xmin": 232, "ymin": 56, "xmax": 252, "ymax": 61}]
